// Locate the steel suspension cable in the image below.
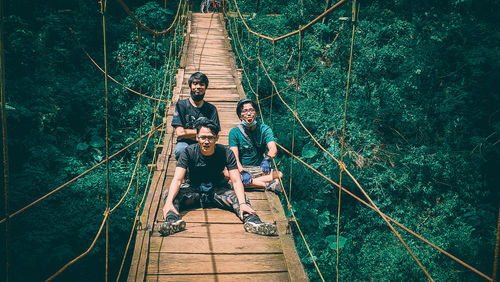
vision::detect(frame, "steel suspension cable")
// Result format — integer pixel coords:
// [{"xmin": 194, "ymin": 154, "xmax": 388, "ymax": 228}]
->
[{"xmin": 0, "ymin": 0, "xmax": 10, "ymax": 278}]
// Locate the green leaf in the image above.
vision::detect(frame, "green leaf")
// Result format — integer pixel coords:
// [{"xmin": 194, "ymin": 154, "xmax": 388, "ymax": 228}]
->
[
  {"xmin": 302, "ymin": 142, "xmax": 318, "ymax": 158},
  {"xmin": 326, "ymin": 235, "xmax": 347, "ymax": 251},
  {"xmin": 89, "ymin": 136, "xmax": 105, "ymax": 148},
  {"xmin": 76, "ymin": 142, "xmax": 89, "ymax": 151}
]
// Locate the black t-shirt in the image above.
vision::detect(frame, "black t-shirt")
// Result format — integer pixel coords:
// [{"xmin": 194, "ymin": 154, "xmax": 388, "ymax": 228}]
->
[
  {"xmin": 177, "ymin": 144, "xmax": 238, "ymax": 186},
  {"xmin": 171, "ymin": 99, "xmax": 221, "ymax": 144}
]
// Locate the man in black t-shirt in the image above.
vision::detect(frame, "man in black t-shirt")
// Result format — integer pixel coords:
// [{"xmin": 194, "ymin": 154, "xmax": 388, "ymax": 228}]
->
[
  {"xmin": 171, "ymin": 72, "xmax": 221, "ymax": 160},
  {"xmin": 159, "ymin": 118, "xmax": 277, "ymax": 236}
]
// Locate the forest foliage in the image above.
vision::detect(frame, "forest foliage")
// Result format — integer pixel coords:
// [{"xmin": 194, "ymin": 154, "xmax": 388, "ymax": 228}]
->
[
  {"xmin": 1, "ymin": 0, "xmax": 182, "ymax": 280},
  {"xmin": 227, "ymin": 0, "xmax": 499, "ymax": 280},
  {"xmin": 0, "ymin": 0, "xmax": 499, "ymax": 281}
]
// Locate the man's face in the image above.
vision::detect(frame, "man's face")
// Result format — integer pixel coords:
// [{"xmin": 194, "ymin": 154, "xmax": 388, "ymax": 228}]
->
[
  {"xmin": 197, "ymin": 126, "xmax": 218, "ymax": 155},
  {"xmin": 240, "ymin": 103, "xmax": 256, "ymax": 125},
  {"xmin": 190, "ymin": 80, "xmax": 207, "ymax": 96}
]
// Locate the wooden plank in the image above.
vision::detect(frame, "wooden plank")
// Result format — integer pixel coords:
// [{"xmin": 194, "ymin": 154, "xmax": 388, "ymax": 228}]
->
[
  {"xmin": 151, "ymin": 223, "xmax": 259, "ymax": 239},
  {"xmin": 149, "ymin": 236, "xmax": 282, "ymax": 253},
  {"xmin": 177, "ymin": 209, "xmax": 274, "ymax": 223},
  {"xmin": 147, "ymin": 253, "xmax": 287, "ymax": 274},
  {"xmin": 145, "ymin": 272, "xmax": 290, "ymax": 282},
  {"xmin": 266, "ymin": 191, "xmax": 309, "ymax": 281}
]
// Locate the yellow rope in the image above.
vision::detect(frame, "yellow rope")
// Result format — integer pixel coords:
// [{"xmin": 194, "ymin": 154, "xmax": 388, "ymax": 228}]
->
[
  {"xmin": 100, "ymin": 1, "xmax": 110, "ymax": 280},
  {"xmin": 227, "ymin": 5, "xmax": 327, "ymax": 275},
  {"xmin": 0, "ymin": 0, "xmax": 10, "ymax": 278},
  {"xmin": 136, "ymin": 25, "xmax": 142, "ymax": 215},
  {"xmin": 230, "ymin": 0, "xmax": 347, "ymax": 41},
  {"xmin": 114, "ymin": 0, "xmax": 183, "ymax": 35},
  {"xmin": 288, "ymin": 26, "xmax": 302, "ymax": 208},
  {"xmin": 493, "ymin": 202, "xmax": 500, "ymax": 282},
  {"xmin": 46, "ymin": 212, "xmax": 110, "ymax": 281}
]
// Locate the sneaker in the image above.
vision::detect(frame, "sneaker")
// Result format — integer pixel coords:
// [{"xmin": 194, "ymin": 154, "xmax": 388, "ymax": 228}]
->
[
  {"xmin": 158, "ymin": 212, "xmax": 186, "ymax": 236},
  {"xmin": 265, "ymin": 180, "xmax": 282, "ymax": 193},
  {"xmin": 243, "ymin": 214, "xmax": 277, "ymax": 236}
]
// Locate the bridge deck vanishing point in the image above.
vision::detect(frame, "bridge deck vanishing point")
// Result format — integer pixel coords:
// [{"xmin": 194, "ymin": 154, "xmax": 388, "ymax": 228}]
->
[{"xmin": 128, "ymin": 12, "xmax": 308, "ymax": 281}]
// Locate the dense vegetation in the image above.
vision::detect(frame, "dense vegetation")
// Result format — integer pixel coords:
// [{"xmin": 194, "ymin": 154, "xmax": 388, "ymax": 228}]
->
[
  {"xmin": 0, "ymin": 0, "xmax": 182, "ymax": 280},
  {"xmin": 0, "ymin": 0, "xmax": 499, "ymax": 281},
  {"xmin": 227, "ymin": 0, "xmax": 499, "ymax": 280}
]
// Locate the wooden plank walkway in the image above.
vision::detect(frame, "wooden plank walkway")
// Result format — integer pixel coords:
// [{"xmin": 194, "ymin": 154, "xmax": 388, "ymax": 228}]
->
[{"xmin": 128, "ymin": 12, "xmax": 308, "ymax": 282}]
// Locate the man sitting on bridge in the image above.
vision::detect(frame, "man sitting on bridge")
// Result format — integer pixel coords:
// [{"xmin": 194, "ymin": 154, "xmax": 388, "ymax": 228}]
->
[
  {"xmin": 228, "ymin": 99, "xmax": 283, "ymax": 192},
  {"xmin": 159, "ymin": 117, "xmax": 277, "ymax": 236},
  {"xmin": 172, "ymin": 72, "xmax": 220, "ymax": 160}
]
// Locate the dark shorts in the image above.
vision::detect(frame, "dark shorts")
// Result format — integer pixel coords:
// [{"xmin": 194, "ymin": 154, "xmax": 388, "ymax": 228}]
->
[{"xmin": 170, "ymin": 182, "xmax": 252, "ymax": 221}]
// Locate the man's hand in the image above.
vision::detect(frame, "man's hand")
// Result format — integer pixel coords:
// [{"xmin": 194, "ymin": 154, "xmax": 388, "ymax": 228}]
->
[
  {"xmin": 240, "ymin": 171, "xmax": 252, "ymax": 184},
  {"xmin": 239, "ymin": 203, "xmax": 256, "ymax": 219},
  {"xmin": 260, "ymin": 156, "xmax": 272, "ymax": 174},
  {"xmin": 162, "ymin": 202, "xmax": 179, "ymax": 220}
]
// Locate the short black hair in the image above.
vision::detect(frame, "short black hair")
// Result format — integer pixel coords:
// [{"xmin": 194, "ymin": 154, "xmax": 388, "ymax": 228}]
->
[
  {"xmin": 188, "ymin": 72, "xmax": 209, "ymax": 88},
  {"xmin": 236, "ymin": 98, "xmax": 258, "ymax": 118},
  {"xmin": 194, "ymin": 117, "xmax": 220, "ymax": 135}
]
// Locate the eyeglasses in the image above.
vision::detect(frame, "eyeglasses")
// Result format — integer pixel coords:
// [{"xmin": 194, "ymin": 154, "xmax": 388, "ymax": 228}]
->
[
  {"xmin": 241, "ymin": 109, "xmax": 256, "ymax": 114},
  {"xmin": 198, "ymin": 135, "xmax": 217, "ymax": 141}
]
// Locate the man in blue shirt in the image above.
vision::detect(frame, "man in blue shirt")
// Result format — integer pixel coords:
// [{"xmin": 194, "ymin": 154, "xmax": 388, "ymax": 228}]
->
[{"xmin": 228, "ymin": 99, "xmax": 282, "ymax": 192}]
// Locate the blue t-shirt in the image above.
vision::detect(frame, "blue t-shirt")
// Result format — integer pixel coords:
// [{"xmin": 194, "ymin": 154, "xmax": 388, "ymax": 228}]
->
[{"xmin": 228, "ymin": 123, "xmax": 275, "ymax": 166}]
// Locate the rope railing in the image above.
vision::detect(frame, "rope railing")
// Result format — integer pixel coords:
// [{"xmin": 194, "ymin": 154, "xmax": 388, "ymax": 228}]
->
[
  {"xmin": 45, "ymin": 1, "xmax": 188, "ymax": 278},
  {"xmin": 0, "ymin": 124, "xmax": 163, "ymax": 225},
  {"xmin": 114, "ymin": 3, "xmax": 188, "ymax": 279},
  {"xmin": 0, "ymin": 0, "xmax": 11, "ymax": 278},
  {"xmin": 225, "ymin": 6, "xmax": 326, "ymax": 279},
  {"xmin": 114, "ymin": 0, "xmax": 183, "ymax": 35},
  {"xmin": 276, "ymin": 143, "xmax": 493, "ymax": 281},
  {"xmin": 46, "ymin": 211, "xmax": 109, "ymax": 281},
  {"xmin": 226, "ymin": 2, "xmax": 492, "ymax": 281},
  {"xmin": 69, "ymin": 27, "xmax": 169, "ymax": 103},
  {"xmin": 230, "ymin": 0, "xmax": 348, "ymax": 42}
]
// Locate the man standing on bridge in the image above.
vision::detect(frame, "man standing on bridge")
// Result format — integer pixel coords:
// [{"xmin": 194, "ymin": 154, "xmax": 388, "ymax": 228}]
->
[
  {"xmin": 159, "ymin": 117, "xmax": 277, "ymax": 236},
  {"xmin": 172, "ymin": 72, "xmax": 221, "ymax": 160}
]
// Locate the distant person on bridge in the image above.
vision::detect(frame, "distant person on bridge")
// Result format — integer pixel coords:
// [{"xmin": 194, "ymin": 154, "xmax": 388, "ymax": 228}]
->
[
  {"xmin": 228, "ymin": 99, "xmax": 283, "ymax": 192},
  {"xmin": 159, "ymin": 117, "xmax": 277, "ymax": 236},
  {"xmin": 172, "ymin": 72, "xmax": 220, "ymax": 160}
]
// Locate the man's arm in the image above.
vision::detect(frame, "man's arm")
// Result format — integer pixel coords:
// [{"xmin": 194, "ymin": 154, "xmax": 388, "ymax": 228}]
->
[
  {"xmin": 175, "ymin": 126, "xmax": 197, "ymax": 140},
  {"xmin": 266, "ymin": 141, "xmax": 278, "ymax": 158},
  {"xmin": 229, "ymin": 147, "xmax": 245, "ymax": 172},
  {"xmin": 228, "ymin": 168, "xmax": 255, "ymax": 218},
  {"xmin": 163, "ymin": 167, "xmax": 187, "ymax": 217}
]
